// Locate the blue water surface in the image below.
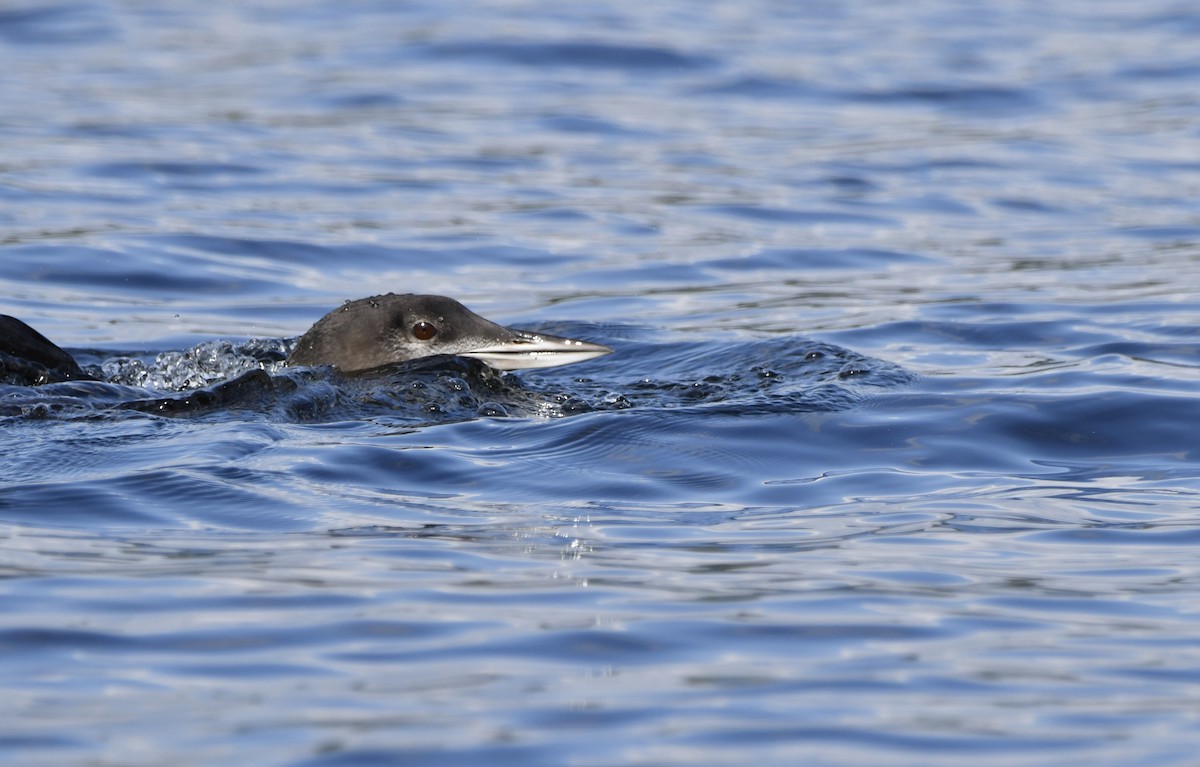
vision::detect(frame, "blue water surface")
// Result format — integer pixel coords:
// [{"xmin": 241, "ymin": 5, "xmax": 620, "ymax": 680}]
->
[{"xmin": 2, "ymin": 1, "xmax": 1200, "ymax": 765}]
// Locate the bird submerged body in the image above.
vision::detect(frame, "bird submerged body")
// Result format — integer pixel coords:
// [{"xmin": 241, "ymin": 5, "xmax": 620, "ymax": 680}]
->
[{"xmin": 2, "ymin": 294, "xmax": 611, "ymax": 387}]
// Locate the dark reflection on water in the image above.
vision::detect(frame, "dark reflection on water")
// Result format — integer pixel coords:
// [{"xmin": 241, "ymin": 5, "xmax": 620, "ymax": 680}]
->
[{"xmin": 3, "ymin": 0, "xmax": 1200, "ymax": 765}]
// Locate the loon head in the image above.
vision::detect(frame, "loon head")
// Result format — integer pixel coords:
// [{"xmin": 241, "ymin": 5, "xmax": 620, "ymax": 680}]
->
[{"xmin": 286, "ymin": 293, "xmax": 612, "ymax": 373}]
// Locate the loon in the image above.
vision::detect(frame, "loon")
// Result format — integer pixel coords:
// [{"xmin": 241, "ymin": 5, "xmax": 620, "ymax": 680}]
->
[{"xmin": 1, "ymin": 294, "xmax": 612, "ymax": 386}]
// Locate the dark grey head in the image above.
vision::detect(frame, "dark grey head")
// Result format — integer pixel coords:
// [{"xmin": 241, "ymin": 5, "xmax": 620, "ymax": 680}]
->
[{"xmin": 286, "ymin": 294, "xmax": 611, "ymax": 373}]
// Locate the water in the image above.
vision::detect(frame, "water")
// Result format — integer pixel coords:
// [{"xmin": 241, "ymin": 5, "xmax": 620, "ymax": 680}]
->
[{"xmin": 2, "ymin": 0, "xmax": 1200, "ymax": 764}]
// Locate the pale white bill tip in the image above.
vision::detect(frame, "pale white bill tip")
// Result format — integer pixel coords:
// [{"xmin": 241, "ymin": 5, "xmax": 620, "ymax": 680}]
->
[{"xmin": 460, "ymin": 332, "xmax": 613, "ymax": 371}]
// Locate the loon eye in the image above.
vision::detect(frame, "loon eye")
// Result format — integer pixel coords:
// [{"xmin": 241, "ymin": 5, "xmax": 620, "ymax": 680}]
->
[{"xmin": 412, "ymin": 321, "xmax": 438, "ymax": 341}]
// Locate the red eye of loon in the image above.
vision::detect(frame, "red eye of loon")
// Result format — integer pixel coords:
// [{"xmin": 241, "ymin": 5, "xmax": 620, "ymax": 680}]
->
[{"xmin": 412, "ymin": 321, "xmax": 438, "ymax": 341}]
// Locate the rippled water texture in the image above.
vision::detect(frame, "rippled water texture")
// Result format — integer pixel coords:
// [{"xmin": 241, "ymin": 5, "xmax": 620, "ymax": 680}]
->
[{"xmin": 3, "ymin": 1, "xmax": 1200, "ymax": 765}]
